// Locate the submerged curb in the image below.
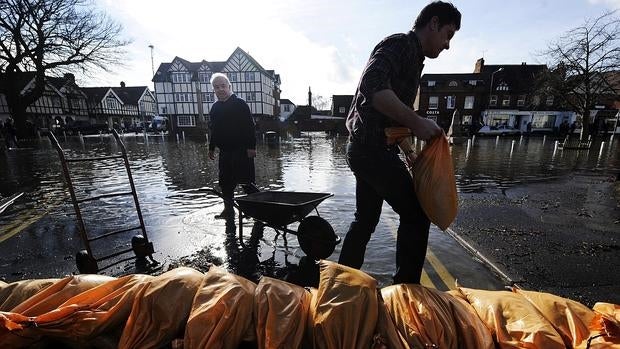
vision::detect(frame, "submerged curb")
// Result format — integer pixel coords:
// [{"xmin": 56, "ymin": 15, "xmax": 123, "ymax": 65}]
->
[{"xmin": 445, "ymin": 227, "xmax": 523, "ymax": 287}]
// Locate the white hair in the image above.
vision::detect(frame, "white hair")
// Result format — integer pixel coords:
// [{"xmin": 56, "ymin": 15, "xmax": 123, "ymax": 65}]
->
[{"xmin": 210, "ymin": 72, "xmax": 231, "ymax": 86}]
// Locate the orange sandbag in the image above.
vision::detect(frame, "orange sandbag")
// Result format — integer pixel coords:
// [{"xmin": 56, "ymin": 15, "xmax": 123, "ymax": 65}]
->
[
  {"xmin": 458, "ymin": 287, "xmax": 566, "ymax": 348},
  {"xmin": 385, "ymin": 127, "xmax": 458, "ymax": 230},
  {"xmin": 381, "ymin": 284, "xmax": 493, "ymax": 349},
  {"xmin": 311, "ymin": 260, "xmax": 379, "ymax": 349},
  {"xmin": 0, "ymin": 278, "xmax": 59, "ymax": 311},
  {"xmin": 183, "ymin": 266, "xmax": 256, "ymax": 349},
  {"xmin": 0, "ymin": 274, "xmax": 149, "ymax": 348},
  {"xmin": 588, "ymin": 303, "xmax": 620, "ymax": 347},
  {"xmin": 513, "ymin": 288, "xmax": 599, "ymax": 348},
  {"xmin": 118, "ymin": 267, "xmax": 205, "ymax": 349},
  {"xmin": 411, "ymin": 133, "xmax": 458, "ymax": 230},
  {"xmin": 254, "ymin": 277, "xmax": 311, "ymax": 349}
]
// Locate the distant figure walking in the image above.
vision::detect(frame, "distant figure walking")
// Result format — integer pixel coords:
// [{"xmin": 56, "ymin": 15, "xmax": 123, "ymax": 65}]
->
[
  {"xmin": 3, "ymin": 118, "xmax": 18, "ymax": 149},
  {"xmin": 208, "ymin": 73, "xmax": 258, "ymax": 221}
]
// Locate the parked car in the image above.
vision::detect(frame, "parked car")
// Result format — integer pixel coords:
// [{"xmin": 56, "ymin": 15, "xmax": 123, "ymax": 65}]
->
[
  {"xmin": 149, "ymin": 116, "xmax": 168, "ymax": 132},
  {"xmin": 477, "ymin": 125, "xmax": 521, "ymax": 136},
  {"xmin": 63, "ymin": 120, "xmax": 109, "ymax": 135}
]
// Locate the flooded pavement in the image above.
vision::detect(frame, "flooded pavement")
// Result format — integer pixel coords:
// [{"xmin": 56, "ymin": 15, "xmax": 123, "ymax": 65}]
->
[{"xmin": 0, "ymin": 132, "xmax": 618, "ymax": 290}]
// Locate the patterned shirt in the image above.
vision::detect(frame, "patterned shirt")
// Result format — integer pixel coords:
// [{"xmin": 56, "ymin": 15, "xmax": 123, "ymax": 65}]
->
[{"xmin": 346, "ymin": 31, "xmax": 425, "ymax": 147}]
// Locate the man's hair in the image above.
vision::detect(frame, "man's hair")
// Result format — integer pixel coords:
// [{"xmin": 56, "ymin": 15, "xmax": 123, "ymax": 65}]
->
[
  {"xmin": 413, "ymin": 1, "xmax": 461, "ymax": 31},
  {"xmin": 210, "ymin": 72, "xmax": 231, "ymax": 86}
]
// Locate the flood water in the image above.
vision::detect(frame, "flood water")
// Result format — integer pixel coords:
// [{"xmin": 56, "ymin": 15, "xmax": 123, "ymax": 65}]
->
[{"xmin": 1, "ymin": 132, "xmax": 618, "ymax": 284}]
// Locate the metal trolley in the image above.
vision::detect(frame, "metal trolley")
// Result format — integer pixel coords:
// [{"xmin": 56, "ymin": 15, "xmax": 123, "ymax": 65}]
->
[{"xmin": 48, "ymin": 130, "xmax": 157, "ymax": 274}]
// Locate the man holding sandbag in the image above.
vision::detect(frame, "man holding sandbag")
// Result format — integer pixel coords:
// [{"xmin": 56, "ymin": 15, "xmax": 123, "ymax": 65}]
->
[{"xmin": 339, "ymin": 1, "xmax": 461, "ymax": 284}]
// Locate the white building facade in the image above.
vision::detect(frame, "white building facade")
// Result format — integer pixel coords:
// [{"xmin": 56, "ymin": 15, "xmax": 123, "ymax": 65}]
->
[{"xmin": 153, "ymin": 48, "xmax": 280, "ymax": 132}]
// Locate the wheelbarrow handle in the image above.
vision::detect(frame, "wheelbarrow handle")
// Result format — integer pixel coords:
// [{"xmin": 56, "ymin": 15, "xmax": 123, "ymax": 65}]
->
[{"xmin": 204, "ymin": 187, "xmax": 241, "ymax": 210}]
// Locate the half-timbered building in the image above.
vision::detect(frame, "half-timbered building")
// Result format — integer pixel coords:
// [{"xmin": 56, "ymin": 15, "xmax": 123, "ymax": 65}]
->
[{"xmin": 152, "ymin": 47, "xmax": 280, "ymax": 134}]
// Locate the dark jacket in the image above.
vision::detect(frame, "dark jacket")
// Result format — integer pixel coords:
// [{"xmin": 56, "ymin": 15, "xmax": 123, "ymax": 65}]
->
[{"xmin": 209, "ymin": 94, "xmax": 256, "ymax": 152}]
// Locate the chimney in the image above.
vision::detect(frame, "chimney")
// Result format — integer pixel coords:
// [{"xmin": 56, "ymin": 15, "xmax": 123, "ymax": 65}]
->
[
  {"xmin": 120, "ymin": 81, "xmax": 126, "ymax": 88},
  {"xmin": 521, "ymin": 62, "xmax": 527, "ymax": 65},
  {"xmin": 308, "ymin": 86, "xmax": 312, "ymax": 107},
  {"xmin": 474, "ymin": 58, "xmax": 484, "ymax": 73},
  {"xmin": 64, "ymin": 73, "xmax": 75, "ymax": 83}
]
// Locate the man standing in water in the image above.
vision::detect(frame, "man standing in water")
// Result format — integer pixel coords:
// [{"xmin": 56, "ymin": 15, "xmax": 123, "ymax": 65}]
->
[
  {"xmin": 339, "ymin": 1, "xmax": 461, "ymax": 284},
  {"xmin": 208, "ymin": 73, "xmax": 257, "ymax": 221}
]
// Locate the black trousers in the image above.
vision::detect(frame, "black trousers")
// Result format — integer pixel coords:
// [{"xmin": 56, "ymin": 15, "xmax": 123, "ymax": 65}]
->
[
  {"xmin": 338, "ymin": 141, "xmax": 430, "ymax": 284},
  {"xmin": 218, "ymin": 149, "xmax": 256, "ymax": 213}
]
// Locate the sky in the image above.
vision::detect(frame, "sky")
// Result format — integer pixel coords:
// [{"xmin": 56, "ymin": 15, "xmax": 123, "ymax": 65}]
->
[{"xmin": 87, "ymin": 0, "xmax": 620, "ymax": 106}]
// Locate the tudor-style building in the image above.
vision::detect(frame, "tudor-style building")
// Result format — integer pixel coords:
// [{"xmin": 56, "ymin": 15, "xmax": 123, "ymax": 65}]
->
[
  {"xmin": 331, "ymin": 95, "xmax": 353, "ymax": 118},
  {"xmin": 82, "ymin": 84, "xmax": 157, "ymax": 129},
  {"xmin": 0, "ymin": 72, "xmax": 89, "ymax": 130},
  {"xmin": 152, "ymin": 47, "xmax": 281, "ymax": 134}
]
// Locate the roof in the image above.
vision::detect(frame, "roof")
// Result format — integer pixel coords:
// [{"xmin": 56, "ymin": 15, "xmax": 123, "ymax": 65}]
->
[
  {"xmin": 81, "ymin": 87, "xmax": 112, "ymax": 103},
  {"xmin": 481, "ymin": 64, "xmax": 547, "ymax": 91},
  {"xmin": 280, "ymin": 99, "xmax": 294, "ymax": 105},
  {"xmin": 421, "ymin": 73, "xmax": 482, "ymax": 80},
  {"xmin": 153, "ymin": 47, "xmax": 276, "ymax": 83},
  {"xmin": 111, "ymin": 86, "xmax": 149, "ymax": 105}
]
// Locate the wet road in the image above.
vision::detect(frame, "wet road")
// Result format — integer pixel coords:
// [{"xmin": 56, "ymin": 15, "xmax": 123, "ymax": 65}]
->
[{"xmin": 0, "ymin": 132, "xmax": 618, "ymax": 289}]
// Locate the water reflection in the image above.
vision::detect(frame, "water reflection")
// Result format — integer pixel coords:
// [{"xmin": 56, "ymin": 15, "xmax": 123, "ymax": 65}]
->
[{"xmin": 0, "ymin": 133, "xmax": 618, "ymax": 282}]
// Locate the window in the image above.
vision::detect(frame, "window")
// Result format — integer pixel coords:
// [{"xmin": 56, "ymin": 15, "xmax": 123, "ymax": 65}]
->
[
  {"xmin": 429, "ymin": 96, "xmax": 439, "ymax": 109},
  {"xmin": 469, "ymin": 80, "xmax": 477, "ymax": 86},
  {"xmin": 246, "ymin": 92, "xmax": 256, "ymax": 101},
  {"xmin": 448, "ymin": 81, "xmax": 458, "ymax": 87},
  {"xmin": 546, "ymin": 96, "xmax": 554, "ymax": 106},
  {"xmin": 229, "ymin": 73, "xmax": 237, "ymax": 82},
  {"xmin": 172, "ymin": 72, "xmax": 191, "ymax": 83},
  {"xmin": 427, "ymin": 80, "xmax": 436, "ymax": 87},
  {"xmin": 464, "ymin": 96, "xmax": 474, "ymax": 109},
  {"xmin": 497, "ymin": 82, "xmax": 509, "ymax": 91},
  {"xmin": 339, "ymin": 106, "xmax": 346, "ymax": 113},
  {"xmin": 200, "ymin": 92, "xmax": 214, "ymax": 102},
  {"xmin": 177, "ymin": 115, "xmax": 196, "ymax": 127},
  {"xmin": 105, "ymin": 97, "xmax": 118, "ymax": 109},
  {"xmin": 69, "ymin": 98, "xmax": 81, "ymax": 109},
  {"xmin": 52, "ymin": 96, "xmax": 62, "ymax": 107},
  {"xmin": 502, "ymin": 95, "xmax": 511, "ymax": 107},
  {"xmin": 198, "ymin": 72, "xmax": 211, "ymax": 83},
  {"xmin": 175, "ymin": 93, "xmax": 192, "ymax": 102},
  {"xmin": 532, "ymin": 114, "xmax": 556, "ymax": 128},
  {"xmin": 283, "ymin": 104, "xmax": 290, "ymax": 112},
  {"xmin": 245, "ymin": 72, "xmax": 255, "ymax": 81},
  {"xmin": 489, "ymin": 95, "xmax": 498, "ymax": 106},
  {"xmin": 517, "ymin": 95, "xmax": 526, "ymax": 106},
  {"xmin": 446, "ymin": 95, "xmax": 456, "ymax": 109},
  {"xmin": 532, "ymin": 95, "xmax": 540, "ymax": 105}
]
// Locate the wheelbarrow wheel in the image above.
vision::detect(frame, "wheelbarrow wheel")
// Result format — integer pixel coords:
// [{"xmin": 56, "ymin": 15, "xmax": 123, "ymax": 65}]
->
[
  {"xmin": 297, "ymin": 216, "xmax": 337, "ymax": 260},
  {"xmin": 131, "ymin": 235, "xmax": 154, "ymax": 259},
  {"xmin": 76, "ymin": 250, "xmax": 98, "ymax": 274}
]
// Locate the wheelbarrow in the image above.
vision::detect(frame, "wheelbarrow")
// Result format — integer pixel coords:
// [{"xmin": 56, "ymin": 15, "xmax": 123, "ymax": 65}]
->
[{"xmin": 207, "ymin": 188, "xmax": 341, "ymax": 260}]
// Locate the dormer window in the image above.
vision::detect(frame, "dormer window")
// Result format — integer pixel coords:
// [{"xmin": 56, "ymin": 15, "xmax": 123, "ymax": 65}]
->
[
  {"xmin": 427, "ymin": 80, "xmax": 436, "ymax": 87},
  {"xmin": 469, "ymin": 80, "xmax": 477, "ymax": 86},
  {"xmin": 448, "ymin": 81, "xmax": 458, "ymax": 87},
  {"xmin": 497, "ymin": 82, "xmax": 509, "ymax": 91}
]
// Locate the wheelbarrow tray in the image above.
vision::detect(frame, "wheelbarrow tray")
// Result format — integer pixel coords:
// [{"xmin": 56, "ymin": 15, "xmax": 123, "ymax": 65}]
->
[{"xmin": 234, "ymin": 191, "xmax": 333, "ymax": 227}]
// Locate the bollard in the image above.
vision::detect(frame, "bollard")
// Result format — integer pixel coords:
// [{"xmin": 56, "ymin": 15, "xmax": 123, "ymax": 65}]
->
[
  {"xmin": 465, "ymin": 139, "xmax": 471, "ymax": 159},
  {"xmin": 542, "ymin": 135, "xmax": 546, "ymax": 146},
  {"xmin": 495, "ymin": 135, "xmax": 500, "ymax": 146},
  {"xmin": 176, "ymin": 133, "xmax": 180, "ymax": 143},
  {"xmin": 182, "ymin": 131, "xmax": 186, "ymax": 142},
  {"xmin": 99, "ymin": 130, "xmax": 103, "ymax": 141},
  {"xmin": 471, "ymin": 135, "xmax": 476, "ymax": 146},
  {"xmin": 79, "ymin": 132, "xmax": 84, "ymax": 143},
  {"xmin": 510, "ymin": 140, "xmax": 515, "ymax": 154},
  {"xmin": 205, "ymin": 133, "xmax": 209, "ymax": 142},
  {"xmin": 63, "ymin": 130, "xmax": 67, "ymax": 142},
  {"xmin": 599, "ymin": 142, "xmax": 605, "ymax": 157}
]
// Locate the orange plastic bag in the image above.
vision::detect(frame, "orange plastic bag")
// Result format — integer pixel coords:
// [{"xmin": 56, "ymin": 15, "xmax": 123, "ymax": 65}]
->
[
  {"xmin": 254, "ymin": 277, "xmax": 311, "ymax": 349},
  {"xmin": 385, "ymin": 127, "xmax": 458, "ymax": 230},
  {"xmin": 513, "ymin": 288, "xmax": 598, "ymax": 348},
  {"xmin": 458, "ymin": 287, "xmax": 566, "ymax": 348},
  {"xmin": 311, "ymin": 260, "xmax": 379, "ymax": 349},
  {"xmin": 118, "ymin": 267, "xmax": 205, "ymax": 349},
  {"xmin": 183, "ymin": 266, "xmax": 256, "ymax": 349},
  {"xmin": 588, "ymin": 303, "xmax": 620, "ymax": 348},
  {"xmin": 0, "ymin": 278, "xmax": 59, "ymax": 311}
]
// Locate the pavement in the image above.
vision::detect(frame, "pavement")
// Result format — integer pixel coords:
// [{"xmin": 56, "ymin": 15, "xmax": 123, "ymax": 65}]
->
[{"xmin": 449, "ymin": 172, "xmax": 620, "ymax": 307}]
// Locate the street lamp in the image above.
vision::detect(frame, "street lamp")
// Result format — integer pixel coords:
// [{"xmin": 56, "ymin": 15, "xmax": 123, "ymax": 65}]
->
[{"xmin": 487, "ymin": 67, "xmax": 503, "ymax": 125}]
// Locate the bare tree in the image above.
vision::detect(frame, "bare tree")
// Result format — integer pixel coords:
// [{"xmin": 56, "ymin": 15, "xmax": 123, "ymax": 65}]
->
[
  {"xmin": 311, "ymin": 94, "xmax": 330, "ymax": 111},
  {"xmin": 0, "ymin": 0, "xmax": 130, "ymax": 134},
  {"xmin": 538, "ymin": 11, "xmax": 619, "ymax": 139}
]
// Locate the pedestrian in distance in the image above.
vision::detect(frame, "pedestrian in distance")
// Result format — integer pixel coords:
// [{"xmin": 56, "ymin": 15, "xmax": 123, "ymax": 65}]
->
[
  {"xmin": 208, "ymin": 73, "xmax": 258, "ymax": 221},
  {"xmin": 339, "ymin": 1, "xmax": 461, "ymax": 284}
]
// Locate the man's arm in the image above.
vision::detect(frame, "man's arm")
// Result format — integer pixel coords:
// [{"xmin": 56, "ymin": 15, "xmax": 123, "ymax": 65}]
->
[{"xmin": 372, "ymin": 89, "xmax": 441, "ymax": 141}]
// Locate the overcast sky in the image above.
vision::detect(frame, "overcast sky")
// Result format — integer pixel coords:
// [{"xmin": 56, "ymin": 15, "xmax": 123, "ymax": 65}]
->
[{"xmin": 88, "ymin": 0, "xmax": 620, "ymax": 106}]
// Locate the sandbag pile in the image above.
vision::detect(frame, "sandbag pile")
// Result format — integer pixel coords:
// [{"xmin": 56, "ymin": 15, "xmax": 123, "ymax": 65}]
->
[{"xmin": 1, "ymin": 262, "xmax": 618, "ymax": 348}]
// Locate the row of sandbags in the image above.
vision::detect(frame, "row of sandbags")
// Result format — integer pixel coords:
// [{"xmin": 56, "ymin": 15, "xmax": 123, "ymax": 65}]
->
[{"xmin": 0, "ymin": 261, "xmax": 618, "ymax": 349}]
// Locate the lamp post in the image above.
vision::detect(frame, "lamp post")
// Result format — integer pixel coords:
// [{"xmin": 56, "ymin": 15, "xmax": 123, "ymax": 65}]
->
[{"xmin": 487, "ymin": 67, "xmax": 503, "ymax": 125}]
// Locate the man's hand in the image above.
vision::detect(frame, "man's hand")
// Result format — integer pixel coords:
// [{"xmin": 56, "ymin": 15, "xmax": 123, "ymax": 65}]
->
[
  {"xmin": 410, "ymin": 116, "xmax": 442, "ymax": 141},
  {"xmin": 247, "ymin": 149, "xmax": 256, "ymax": 158},
  {"xmin": 208, "ymin": 150, "xmax": 216, "ymax": 160}
]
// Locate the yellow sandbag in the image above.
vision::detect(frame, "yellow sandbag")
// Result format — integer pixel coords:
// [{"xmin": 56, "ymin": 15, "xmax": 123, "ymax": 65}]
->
[
  {"xmin": 444, "ymin": 291, "xmax": 495, "ymax": 349},
  {"xmin": 183, "ymin": 266, "xmax": 256, "ymax": 349},
  {"xmin": 254, "ymin": 277, "xmax": 311, "ymax": 349},
  {"xmin": 0, "ymin": 278, "xmax": 59, "ymax": 311},
  {"xmin": 458, "ymin": 287, "xmax": 566, "ymax": 348},
  {"xmin": 587, "ymin": 303, "xmax": 620, "ymax": 348},
  {"xmin": 118, "ymin": 267, "xmax": 205, "ymax": 349},
  {"xmin": 514, "ymin": 288, "xmax": 598, "ymax": 348},
  {"xmin": 385, "ymin": 127, "xmax": 458, "ymax": 230},
  {"xmin": 311, "ymin": 260, "xmax": 379, "ymax": 349}
]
